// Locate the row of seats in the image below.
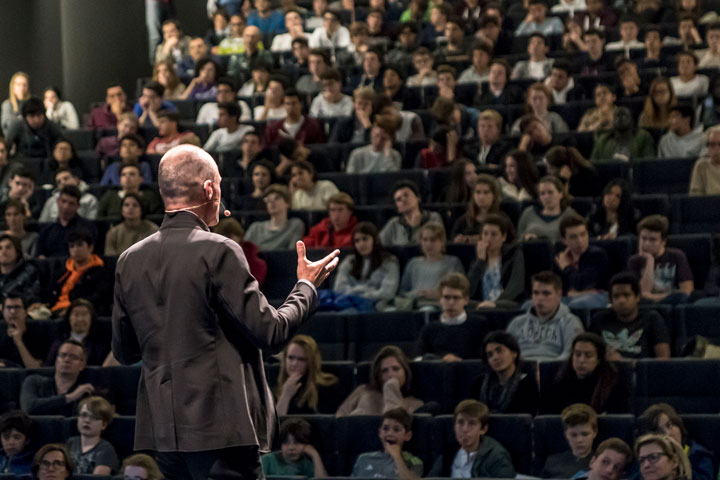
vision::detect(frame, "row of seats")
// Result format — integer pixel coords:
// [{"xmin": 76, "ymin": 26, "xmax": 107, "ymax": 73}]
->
[
  {"xmin": 4, "ymin": 356, "xmax": 720, "ymax": 420},
  {"xmin": 5, "ymin": 412, "xmax": 719, "ymax": 477}
]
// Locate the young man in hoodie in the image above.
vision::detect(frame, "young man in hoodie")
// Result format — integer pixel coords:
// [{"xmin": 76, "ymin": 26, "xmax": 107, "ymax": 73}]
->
[
  {"xmin": 39, "ymin": 168, "xmax": 99, "ymax": 222},
  {"xmin": 303, "ymin": 192, "xmax": 358, "ymax": 248},
  {"xmin": 658, "ymin": 105, "xmax": 704, "ymax": 159},
  {"xmin": 506, "ymin": 271, "xmax": 584, "ymax": 361}
]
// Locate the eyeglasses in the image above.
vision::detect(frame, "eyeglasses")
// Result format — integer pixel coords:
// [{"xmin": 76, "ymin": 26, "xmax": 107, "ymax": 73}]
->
[
  {"xmin": 40, "ymin": 459, "xmax": 66, "ymax": 469},
  {"xmin": 638, "ymin": 452, "xmax": 667, "ymax": 466}
]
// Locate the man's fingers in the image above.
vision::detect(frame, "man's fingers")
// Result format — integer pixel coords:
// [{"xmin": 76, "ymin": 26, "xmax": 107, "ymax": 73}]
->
[
  {"xmin": 296, "ymin": 241, "xmax": 307, "ymax": 262},
  {"xmin": 316, "ymin": 249, "xmax": 340, "ymax": 269},
  {"xmin": 324, "ymin": 256, "xmax": 340, "ymax": 273}
]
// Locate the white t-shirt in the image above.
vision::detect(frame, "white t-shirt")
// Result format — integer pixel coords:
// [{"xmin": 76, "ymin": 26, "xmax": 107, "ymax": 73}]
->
[
  {"xmin": 309, "ymin": 94, "xmax": 354, "ymax": 118},
  {"xmin": 253, "ymin": 105, "xmax": 287, "ymax": 121},
  {"xmin": 203, "ymin": 125, "xmax": 254, "ymax": 152},
  {"xmin": 196, "ymin": 101, "xmax": 252, "ymax": 127},
  {"xmin": 670, "ymin": 75, "xmax": 710, "ymax": 98}
]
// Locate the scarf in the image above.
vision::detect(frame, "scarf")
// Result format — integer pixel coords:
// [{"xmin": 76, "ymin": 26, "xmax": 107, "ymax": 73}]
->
[{"xmin": 52, "ymin": 254, "xmax": 104, "ymax": 311}]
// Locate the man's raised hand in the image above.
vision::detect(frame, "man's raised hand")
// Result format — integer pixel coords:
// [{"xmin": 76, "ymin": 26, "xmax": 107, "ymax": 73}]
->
[{"xmin": 296, "ymin": 241, "xmax": 340, "ymax": 287}]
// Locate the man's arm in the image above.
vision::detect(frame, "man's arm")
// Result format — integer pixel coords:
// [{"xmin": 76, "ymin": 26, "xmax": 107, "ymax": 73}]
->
[
  {"xmin": 111, "ymin": 267, "xmax": 142, "ymax": 365},
  {"xmin": 9, "ymin": 331, "xmax": 41, "ymax": 369}
]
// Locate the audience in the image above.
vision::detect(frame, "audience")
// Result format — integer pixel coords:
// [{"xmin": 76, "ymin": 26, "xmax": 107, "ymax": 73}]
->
[
  {"xmin": 235, "ymin": 159, "xmax": 277, "ymax": 210},
  {"xmin": 5, "ymin": 98, "xmax": 62, "ymax": 159},
  {"xmin": 690, "ymin": 126, "xmax": 720, "ymax": 195},
  {"xmin": 469, "ymin": 214, "xmax": 525, "ymax": 309},
  {"xmin": 133, "ymin": 81, "xmax": 177, "ymax": 129},
  {"xmin": 518, "ymin": 175, "xmax": 578, "ymax": 242},
  {"xmin": 451, "ymin": 175, "xmax": 501, "ymax": 243},
  {"xmin": 264, "ymin": 89, "xmax": 326, "ymax": 146},
  {"xmin": 499, "ymin": 150, "xmax": 539, "ymax": 202},
  {"xmin": 634, "ymin": 434, "xmax": 691, "ymax": 480},
  {"xmin": 46, "ymin": 299, "xmax": 109, "ymax": 366},
  {"xmin": 578, "ymin": 84, "xmax": 616, "ymax": 132},
  {"xmin": 100, "ymin": 134, "xmax": 153, "ymax": 187},
  {"xmin": 627, "ymin": 215, "xmax": 694, "ymax": 304},
  {"xmin": 146, "ymin": 111, "xmax": 201, "ymax": 155},
  {"xmin": 670, "ymin": 51, "xmax": 709, "ymax": 99},
  {"xmin": 261, "ymin": 418, "xmax": 328, "ymax": 477},
  {"xmin": 591, "ymin": 106, "xmax": 656, "ymax": 162},
  {"xmin": 506, "ymin": 271, "xmax": 584, "ymax": 361},
  {"xmin": 42, "ymin": 87, "xmax": 78, "ymax": 130},
  {"xmin": 588, "ymin": 179, "xmax": 638, "ymax": 239},
  {"xmin": 428, "ymin": 400, "xmax": 515, "ymax": 478},
  {"xmin": 337, "ymin": 346, "xmax": 423, "ymax": 416},
  {"xmin": 66, "ymin": 396, "xmax": 119, "ymax": 475},
  {"xmin": 541, "ymin": 403, "xmax": 597, "ymax": 478},
  {"xmin": 20, "ymin": 339, "xmax": 96, "ymax": 415},
  {"xmin": 303, "ymin": 192, "xmax": 358, "ymax": 248},
  {"xmin": 472, "ymin": 331, "xmax": 539, "ymax": 414},
  {"xmin": 274, "ymin": 335, "xmax": 340, "ymax": 415},
  {"xmin": 290, "ymin": 160, "xmax": 339, "ymax": 211},
  {"xmin": 95, "ymin": 112, "xmax": 139, "ymax": 164},
  {"xmin": 416, "ymin": 273, "xmax": 485, "ymax": 361},
  {"xmin": 1, "ymin": 72, "xmax": 31, "ymax": 133},
  {"xmin": 380, "ymin": 180, "xmax": 443, "ymax": 246},
  {"xmin": 39, "ymin": 169, "xmax": 98, "ymax": 223},
  {"xmin": 0, "ymin": 292, "xmax": 48, "ymax": 368},
  {"xmin": 203, "ymin": 102, "xmax": 253, "ymax": 152},
  {"xmin": 4, "ymin": 199, "xmax": 38, "ymax": 258},
  {"xmin": 121, "ymin": 453, "xmax": 164, "ymax": 480},
  {"xmin": 346, "ymin": 117, "xmax": 401, "ymax": 173},
  {"xmin": 542, "ymin": 332, "xmax": 628, "ymax": 414},
  {"xmin": 32, "ymin": 443, "xmax": 73, "ymax": 480},
  {"xmin": 0, "ymin": 410, "xmax": 34, "ymax": 475},
  {"xmin": 639, "ymin": 78, "xmax": 676, "ymax": 130},
  {"xmin": 37, "ymin": 186, "xmax": 97, "ymax": 258},
  {"xmin": 244, "ymin": 184, "xmax": 305, "ymax": 250},
  {"xmin": 659, "ymin": 105, "xmax": 703, "ymax": 159},
  {"xmin": 212, "ymin": 217, "xmax": 268, "ymax": 285},
  {"xmin": 636, "ymin": 403, "xmax": 717, "ymax": 480}
]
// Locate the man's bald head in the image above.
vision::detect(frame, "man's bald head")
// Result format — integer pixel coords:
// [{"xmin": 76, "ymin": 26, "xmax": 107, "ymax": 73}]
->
[{"xmin": 158, "ymin": 145, "xmax": 219, "ymax": 205}]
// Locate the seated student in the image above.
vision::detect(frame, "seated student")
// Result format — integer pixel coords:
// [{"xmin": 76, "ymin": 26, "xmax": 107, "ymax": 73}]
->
[
  {"xmin": 330, "ymin": 86, "xmax": 377, "ymax": 144},
  {"xmin": 45, "ymin": 299, "xmax": 110, "ymax": 367},
  {"xmin": 275, "ymin": 335, "xmax": 341, "ymax": 415},
  {"xmin": 591, "ymin": 106, "xmax": 655, "ymax": 162},
  {"xmin": 133, "ymin": 81, "xmax": 177, "ymax": 129},
  {"xmin": 458, "ymin": 42, "xmax": 492, "ymax": 85},
  {"xmin": 337, "ymin": 346, "xmax": 423, "ymax": 416},
  {"xmin": 698, "ymin": 23, "xmax": 720, "ymax": 69},
  {"xmin": 463, "ymin": 110, "xmax": 511, "ymax": 168},
  {"xmin": 103, "ymin": 193, "xmax": 159, "ymax": 256},
  {"xmin": 635, "ymin": 434, "xmax": 691, "ymax": 480},
  {"xmin": 541, "ymin": 332, "xmax": 629, "ymax": 414},
  {"xmin": 499, "ymin": 150, "xmax": 539, "ymax": 202},
  {"xmin": 541, "ymin": 403, "xmax": 598, "ymax": 478},
  {"xmin": 203, "ymin": 102, "xmax": 254, "ymax": 152},
  {"xmin": 332, "ymin": 222, "xmax": 400, "ymax": 308},
  {"xmin": 36, "ymin": 185, "xmax": 98, "ymax": 258},
  {"xmin": 263, "ymin": 89, "xmax": 327, "ymax": 146},
  {"xmin": 690, "ymin": 126, "xmax": 720, "ymax": 196},
  {"xmin": 98, "ymin": 162, "xmax": 163, "ymax": 218},
  {"xmin": 5, "ymin": 97, "xmax": 63, "ymax": 160},
  {"xmin": 31, "ymin": 443, "xmax": 74, "ymax": 480},
  {"xmin": 554, "ymin": 214, "xmax": 610, "ymax": 309},
  {"xmin": 511, "ymin": 83, "xmax": 569, "ymax": 135},
  {"xmin": 245, "ymin": 184, "xmax": 305, "ymax": 251},
  {"xmin": 290, "ymin": 161, "xmax": 339, "ymax": 211},
  {"xmin": 544, "ymin": 60, "xmax": 585, "ymax": 105},
  {"xmin": 397, "ymin": 222, "xmax": 464, "ymax": 309},
  {"xmin": 515, "ymin": 0, "xmax": 564, "ymax": 36},
  {"xmin": 637, "ymin": 27, "xmax": 668, "ymax": 70},
  {"xmin": 380, "ymin": 180, "xmax": 443, "ymax": 246},
  {"xmin": 310, "ymin": 68, "xmax": 354, "ymax": 118},
  {"xmin": 66, "ymin": 396, "xmax": 119, "ymax": 475},
  {"xmin": 659, "ymin": 105, "xmax": 703, "ymax": 159},
  {"xmin": 579, "ymin": 29, "xmax": 614, "ymax": 76},
  {"xmin": 589, "ymin": 272, "xmax": 671, "ymax": 359},
  {"xmin": 351, "ymin": 407, "xmax": 423, "ymax": 479},
  {"xmin": 614, "ymin": 58, "xmax": 648, "ymax": 101},
  {"xmin": 406, "ymin": 47, "xmax": 437, "ymax": 87},
  {"xmin": 451, "ymin": 175, "xmax": 502, "ymax": 243},
  {"xmin": 518, "ymin": 176, "xmax": 579, "ymax": 243},
  {"xmin": 428, "ymin": 400, "xmax": 515, "ymax": 478},
  {"xmin": 100, "ymin": 134, "xmax": 152, "ymax": 187},
  {"xmin": 20, "ymin": 339, "xmax": 98, "ymax": 416},
  {"xmin": 588, "ymin": 179, "xmax": 638, "ymax": 239},
  {"xmin": 145, "ymin": 111, "xmax": 201, "ymax": 155},
  {"xmin": 579, "ymin": 84, "xmax": 616, "ymax": 133},
  {"xmin": 0, "ymin": 230, "xmax": 42, "ymax": 301},
  {"xmin": 507, "ymin": 271, "xmax": 584, "ymax": 361},
  {"xmin": 121, "ymin": 453, "xmax": 164, "ymax": 480},
  {"xmin": 474, "ymin": 59, "xmax": 523, "ymax": 106},
  {"xmin": 0, "ymin": 410, "xmax": 34, "ymax": 475},
  {"xmin": 434, "ymin": 17, "xmax": 470, "ymax": 65},
  {"xmin": 262, "ymin": 418, "xmax": 328, "ymax": 477},
  {"xmin": 511, "ymin": 33, "xmax": 554, "ymax": 81},
  {"xmin": 471, "ymin": 331, "xmax": 539, "ymax": 415},
  {"xmin": 416, "ymin": 127, "xmax": 462, "ymax": 169},
  {"xmin": 469, "ymin": 215, "xmax": 526, "ymax": 309},
  {"xmin": 346, "ymin": 116, "xmax": 401, "ymax": 173},
  {"xmin": 605, "ymin": 16, "xmax": 644, "ymax": 53},
  {"xmin": 197, "ymin": 76, "xmax": 251, "ymax": 127},
  {"xmin": 349, "ymin": 47, "xmax": 384, "ymax": 91},
  {"xmin": 545, "ymin": 146, "xmax": 599, "ymax": 198},
  {"xmin": 627, "ymin": 215, "xmax": 694, "ymax": 304},
  {"xmin": 636, "ymin": 403, "xmax": 717, "ymax": 480},
  {"xmin": 416, "ymin": 273, "xmax": 485, "ymax": 361},
  {"xmin": 234, "ymin": 159, "xmax": 277, "ymax": 211},
  {"xmin": 670, "ymin": 51, "xmax": 709, "ymax": 99},
  {"xmin": 0, "ymin": 292, "xmax": 48, "ymax": 369},
  {"xmin": 4, "ymin": 199, "xmax": 38, "ymax": 259},
  {"xmin": 49, "ymin": 232, "xmax": 112, "ymax": 316},
  {"xmin": 516, "ymin": 114, "xmax": 572, "ymax": 160},
  {"xmin": 212, "ymin": 217, "xmax": 267, "ymax": 285},
  {"xmin": 40, "ymin": 169, "xmax": 99, "ymax": 223},
  {"xmin": 303, "ymin": 192, "xmax": 358, "ymax": 248},
  {"xmin": 42, "ymin": 139, "xmax": 87, "ymax": 186},
  {"xmin": 576, "ymin": 438, "xmax": 633, "ymax": 480}
]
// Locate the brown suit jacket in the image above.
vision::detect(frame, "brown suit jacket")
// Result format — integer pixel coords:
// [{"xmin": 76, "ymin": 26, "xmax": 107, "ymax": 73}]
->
[{"xmin": 112, "ymin": 211, "xmax": 317, "ymax": 452}]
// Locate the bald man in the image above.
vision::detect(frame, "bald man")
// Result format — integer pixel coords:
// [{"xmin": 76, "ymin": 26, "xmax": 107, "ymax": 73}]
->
[
  {"xmin": 112, "ymin": 145, "xmax": 339, "ymax": 480},
  {"xmin": 228, "ymin": 25, "xmax": 273, "ymax": 76}
]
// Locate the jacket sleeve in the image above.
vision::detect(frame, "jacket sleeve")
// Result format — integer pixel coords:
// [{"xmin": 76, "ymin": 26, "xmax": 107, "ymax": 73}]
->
[
  {"xmin": 427, "ymin": 455, "xmax": 445, "ymax": 477},
  {"xmin": 483, "ymin": 443, "xmax": 516, "ymax": 478},
  {"xmin": 111, "ymin": 262, "xmax": 142, "ymax": 365},
  {"xmin": 499, "ymin": 247, "xmax": 525, "ymax": 305},
  {"xmin": 20, "ymin": 376, "xmax": 68, "ymax": 415},
  {"xmin": 211, "ymin": 239, "xmax": 317, "ymax": 350}
]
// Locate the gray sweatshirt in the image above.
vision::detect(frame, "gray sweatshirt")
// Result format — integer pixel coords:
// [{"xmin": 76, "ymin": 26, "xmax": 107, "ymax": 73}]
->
[
  {"xmin": 658, "ymin": 128, "xmax": 704, "ymax": 159},
  {"xmin": 506, "ymin": 303, "xmax": 584, "ymax": 361},
  {"xmin": 332, "ymin": 254, "xmax": 400, "ymax": 301}
]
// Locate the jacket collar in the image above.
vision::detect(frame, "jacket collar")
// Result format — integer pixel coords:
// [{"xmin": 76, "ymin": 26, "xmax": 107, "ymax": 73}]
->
[{"xmin": 160, "ymin": 211, "xmax": 210, "ymax": 232}]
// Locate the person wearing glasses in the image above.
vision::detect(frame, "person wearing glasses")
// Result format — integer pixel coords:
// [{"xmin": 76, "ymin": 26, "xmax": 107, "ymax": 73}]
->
[
  {"xmin": 634, "ymin": 434, "xmax": 692, "ymax": 480},
  {"xmin": 20, "ymin": 339, "xmax": 96, "ymax": 416},
  {"xmin": 66, "ymin": 396, "xmax": 119, "ymax": 475},
  {"xmin": 31, "ymin": 443, "xmax": 73, "ymax": 480}
]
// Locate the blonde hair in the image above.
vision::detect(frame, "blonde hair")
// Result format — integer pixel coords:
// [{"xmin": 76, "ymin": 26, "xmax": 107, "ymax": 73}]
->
[
  {"xmin": 122, "ymin": 454, "xmax": 164, "ymax": 480},
  {"xmin": 153, "ymin": 59, "xmax": 182, "ymax": 92},
  {"xmin": 78, "ymin": 396, "xmax": 115, "ymax": 425},
  {"xmin": 635, "ymin": 434, "xmax": 691, "ymax": 480},
  {"xmin": 276, "ymin": 335, "xmax": 338, "ymax": 410},
  {"xmin": 8, "ymin": 72, "xmax": 30, "ymax": 114},
  {"xmin": 420, "ymin": 221, "xmax": 447, "ymax": 253}
]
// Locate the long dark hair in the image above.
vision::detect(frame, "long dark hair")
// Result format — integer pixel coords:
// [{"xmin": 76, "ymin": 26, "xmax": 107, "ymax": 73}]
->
[
  {"xmin": 592, "ymin": 178, "xmax": 636, "ymax": 235},
  {"xmin": 445, "ymin": 159, "xmax": 474, "ymax": 204},
  {"xmin": 504, "ymin": 150, "xmax": 539, "ymax": 198},
  {"xmin": 556, "ymin": 332, "xmax": 619, "ymax": 411},
  {"xmin": 349, "ymin": 222, "xmax": 392, "ymax": 280}
]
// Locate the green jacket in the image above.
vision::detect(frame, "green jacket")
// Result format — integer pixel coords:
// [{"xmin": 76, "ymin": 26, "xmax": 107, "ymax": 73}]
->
[{"xmin": 590, "ymin": 128, "xmax": 656, "ymax": 162}]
